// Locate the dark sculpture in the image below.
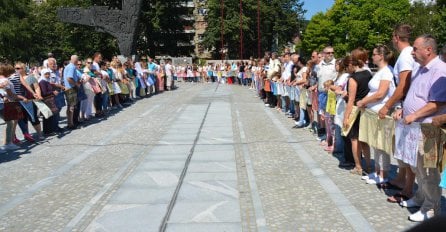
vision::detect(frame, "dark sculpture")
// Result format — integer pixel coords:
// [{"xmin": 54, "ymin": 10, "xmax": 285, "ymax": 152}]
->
[{"xmin": 57, "ymin": 0, "xmax": 143, "ymax": 57}]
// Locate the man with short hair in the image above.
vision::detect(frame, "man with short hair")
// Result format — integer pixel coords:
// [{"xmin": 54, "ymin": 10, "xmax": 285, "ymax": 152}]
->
[
  {"xmin": 47, "ymin": 58, "xmax": 65, "ymax": 132},
  {"xmin": 381, "ymin": 24, "xmax": 419, "ymax": 203},
  {"xmin": 316, "ymin": 46, "xmax": 337, "ymax": 141},
  {"xmin": 63, "ymin": 55, "xmax": 80, "ymax": 129},
  {"xmin": 399, "ymin": 35, "xmax": 446, "ymax": 222},
  {"xmin": 43, "ymin": 52, "xmax": 55, "ymax": 68},
  {"xmin": 281, "ymin": 53, "xmax": 293, "ymax": 115}
]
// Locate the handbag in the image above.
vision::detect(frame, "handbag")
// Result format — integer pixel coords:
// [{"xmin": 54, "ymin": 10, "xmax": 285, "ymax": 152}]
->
[
  {"xmin": 77, "ymin": 85, "xmax": 87, "ymax": 101},
  {"xmin": 90, "ymin": 78, "xmax": 102, "ymax": 94},
  {"xmin": 34, "ymin": 101, "xmax": 53, "ymax": 119},
  {"xmin": 43, "ymin": 96, "xmax": 58, "ymax": 113},
  {"xmin": 3, "ymin": 102, "xmax": 25, "ymax": 121},
  {"xmin": 54, "ymin": 92, "xmax": 66, "ymax": 109}
]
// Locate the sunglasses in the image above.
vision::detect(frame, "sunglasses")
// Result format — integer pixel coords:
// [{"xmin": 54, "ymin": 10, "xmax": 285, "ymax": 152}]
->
[
  {"xmin": 15, "ymin": 67, "xmax": 22, "ymax": 70},
  {"xmin": 325, "ymin": 52, "xmax": 334, "ymax": 54}
]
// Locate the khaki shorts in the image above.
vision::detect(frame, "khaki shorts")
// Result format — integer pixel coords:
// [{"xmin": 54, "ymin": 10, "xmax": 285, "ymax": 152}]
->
[{"xmin": 65, "ymin": 88, "xmax": 78, "ymax": 107}]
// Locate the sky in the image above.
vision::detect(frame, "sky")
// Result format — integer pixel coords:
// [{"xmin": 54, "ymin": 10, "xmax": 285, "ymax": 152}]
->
[{"xmin": 303, "ymin": 0, "xmax": 335, "ymax": 20}]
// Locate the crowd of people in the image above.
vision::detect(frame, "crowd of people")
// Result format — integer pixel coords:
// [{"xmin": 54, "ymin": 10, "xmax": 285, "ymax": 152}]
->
[
  {"xmin": 0, "ymin": 53, "xmax": 181, "ymax": 152},
  {"xmin": 246, "ymin": 24, "xmax": 446, "ymax": 223},
  {"xmin": 1, "ymin": 23, "xmax": 446, "ymax": 223}
]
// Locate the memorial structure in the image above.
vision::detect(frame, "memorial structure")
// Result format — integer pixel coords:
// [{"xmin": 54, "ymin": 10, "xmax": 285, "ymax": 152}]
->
[{"xmin": 57, "ymin": 0, "xmax": 143, "ymax": 57}]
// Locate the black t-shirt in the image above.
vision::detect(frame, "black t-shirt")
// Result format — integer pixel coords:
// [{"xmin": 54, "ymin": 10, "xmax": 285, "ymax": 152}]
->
[
  {"xmin": 239, "ymin": 65, "xmax": 245, "ymax": 72},
  {"xmin": 349, "ymin": 70, "xmax": 372, "ymax": 105}
]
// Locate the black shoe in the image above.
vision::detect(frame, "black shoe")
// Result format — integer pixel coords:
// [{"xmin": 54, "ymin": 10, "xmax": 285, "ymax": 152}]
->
[
  {"xmin": 338, "ymin": 161, "xmax": 355, "ymax": 168},
  {"xmin": 66, "ymin": 125, "xmax": 79, "ymax": 130}
]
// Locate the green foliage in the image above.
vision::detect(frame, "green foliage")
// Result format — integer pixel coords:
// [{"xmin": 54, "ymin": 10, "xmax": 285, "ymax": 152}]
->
[
  {"xmin": 203, "ymin": 0, "xmax": 306, "ymax": 59},
  {"xmin": 301, "ymin": 0, "xmax": 410, "ymax": 57}
]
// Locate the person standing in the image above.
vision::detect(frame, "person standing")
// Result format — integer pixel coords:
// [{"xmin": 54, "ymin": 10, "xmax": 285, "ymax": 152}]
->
[
  {"xmin": 316, "ymin": 46, "xmax": 337, "ymax": 142},
  {"xmin": 381, "ymin": 24, "xmax": 419, "ymax": 203},
  {"xmin": 63, "ymin": 55, "xmax": 80, "ymax": 129},
  {"xmin": 398, "ymin": 35, "xmax": 446, "ymax": 222}
]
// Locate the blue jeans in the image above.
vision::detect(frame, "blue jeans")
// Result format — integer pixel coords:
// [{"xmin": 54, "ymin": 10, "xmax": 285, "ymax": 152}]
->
[
  {"xmin": 281, "ymin": 96, "xmax": 287, "ymax": 112},
  {"xmin": 289, "ymin": 100, "xmax": 295, "ymax": 115},
  {"xmin": 102, "ymin": 92, "xmax": 110, "ymax": 110},
  {"xmin": 334, "ymin": 124, "xmax": 344, "ymax": 153}
]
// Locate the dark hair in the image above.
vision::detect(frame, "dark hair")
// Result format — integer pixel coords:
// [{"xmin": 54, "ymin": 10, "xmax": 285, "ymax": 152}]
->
[
  {"xmin": 336, "ymin": 57, "xmax": 348, "ymax": 75},
  {"xmin": 351, "ymin": 47, "xmax": 368, "ymax": 68},
  {"xmin": 393, "ymin": 24, "xmax": 412, "ymax": 43},
  {"xmin": 93, "ymin": 52, "xmax": 102, "ymax": 58},
  {"xmin": 298, "ymin": 57, "xmax": 307, "ymax": 66}
]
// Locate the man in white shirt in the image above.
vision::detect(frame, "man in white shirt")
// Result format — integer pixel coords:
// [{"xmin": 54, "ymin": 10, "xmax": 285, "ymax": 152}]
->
[
  {"xmin": 165, "ymin": 59, "xmax": 173, "ymax": 90},
  {"xmin": 380, "ymin": 24, "xmax": 419, "ymax": 204},
  {"xmin": 281, "ymin": 53, "xmax": 293, "ymax": 114}
]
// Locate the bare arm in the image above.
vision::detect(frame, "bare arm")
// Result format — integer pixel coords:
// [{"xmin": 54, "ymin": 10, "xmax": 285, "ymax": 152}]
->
[
  {"xmin": 378, "ymin": 70, "xmax": 411, "ymax": 118},
  {"xmin": 357, "ymin": 80, "xmax": 391, "ymax": 108},
  {"xmin": 432, "ymin": 114, "xmax": 446, "ymax": 127},
  {"xmin": 404, "ymin": 101, "xmax": 446, "ymax": 124},
  {"xmin": 343, "ymin": 78, "xmax": 357, "ymax": 129}
]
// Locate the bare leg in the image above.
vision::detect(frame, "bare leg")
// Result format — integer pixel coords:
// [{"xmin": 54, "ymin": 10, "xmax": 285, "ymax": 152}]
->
[{"xmin": 351, "ymin": 138, "xmax": 362, "ymax": 170}]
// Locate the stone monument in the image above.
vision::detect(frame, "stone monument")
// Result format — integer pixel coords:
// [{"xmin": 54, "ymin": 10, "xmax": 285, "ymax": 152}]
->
[{"xmin": 57, "ymin": 0, "xmax": 143, "ymax": 57}]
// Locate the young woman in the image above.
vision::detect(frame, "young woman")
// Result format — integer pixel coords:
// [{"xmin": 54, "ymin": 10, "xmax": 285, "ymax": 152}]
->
[
  {"xmin": 343, "ymin": 48, "xmax": 372, "ymax": 175},
  {"xmin": 356, "ymin": 45, "xmax": 396, "ymax": 183},
  {"xmin": 331, "ymin": 58, "xmax": 353, "ymax": 165},
  {"xmin": 13, "ymin": 62, "xmax": 44, "ymax": 141}
]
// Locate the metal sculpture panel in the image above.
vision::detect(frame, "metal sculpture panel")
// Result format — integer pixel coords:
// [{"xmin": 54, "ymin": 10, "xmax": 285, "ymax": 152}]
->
[{"xmin": 57, "ymin": 0, "xmax": 143, "ymax": 56}]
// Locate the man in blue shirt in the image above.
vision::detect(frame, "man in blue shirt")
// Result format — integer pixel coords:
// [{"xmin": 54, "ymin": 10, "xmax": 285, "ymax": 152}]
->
[
  {"xmin": 63, "ymin": 55, "xmax": 80, "ymax": 129},
  {"xmin": 148, "ymin": 57, "xmax": 158, "ymax": 94}
]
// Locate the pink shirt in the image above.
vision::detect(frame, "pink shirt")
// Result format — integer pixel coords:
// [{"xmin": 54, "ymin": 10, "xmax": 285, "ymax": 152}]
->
[{"xmin": 403, "ymin": 57, "xmax": 446, "ymax": 123}]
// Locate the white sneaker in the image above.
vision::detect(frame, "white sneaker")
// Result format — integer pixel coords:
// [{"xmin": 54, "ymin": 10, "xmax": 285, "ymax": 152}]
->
[
  {"xmin": 408, "ymin": 210, "xmax": 434, "ymax": 222},
  {"xmin": 4, "ymin": 143, "xmax": 20, "ymax": 150},
  {"xmin": 265, "ymin": 104, "xmax": 270, "ymax": 107},
  {"xmin": 400, "ymin": 198, "xmax": 421, "ymax": 208},
  {"xmin": 366, "ymin": 176, "xmax": 387, "ymax": 184},
  {"xmin": 361, "ymin": 172, "xmax": 377, "ymax": 180}
]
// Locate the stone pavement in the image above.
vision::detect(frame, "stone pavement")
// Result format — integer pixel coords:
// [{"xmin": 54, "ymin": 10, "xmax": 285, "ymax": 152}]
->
[{"xmin": 0, "ymin": 82, "xmax": 444, "ymax": 231}]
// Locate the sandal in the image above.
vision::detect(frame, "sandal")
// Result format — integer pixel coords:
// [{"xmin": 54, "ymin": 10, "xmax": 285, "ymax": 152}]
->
[
  {"xmin": 387, "ymin": 193, "xmax": 409, "ymax": 203},
  {"xmin": 350, "ymin": 168, "xmax": 363, "ymax": 176}
]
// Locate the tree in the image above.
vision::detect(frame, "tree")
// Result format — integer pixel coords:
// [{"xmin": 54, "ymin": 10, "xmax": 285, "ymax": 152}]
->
[
  {"xmin": 301, "ymin": 0, "xmax": 409, "ymax": 57},
  {"xmin": 203, "ymin": 0, "xmax": 306, "ymax": 59},
  {"xmin": 0, "ymin": 0, "xmax": 34, "ymax": 62}
]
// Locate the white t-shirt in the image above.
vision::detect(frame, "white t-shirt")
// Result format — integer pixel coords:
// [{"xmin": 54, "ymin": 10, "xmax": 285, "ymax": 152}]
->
[
  {"xmin": 366, "ymin": 65, "xmax": 395, "ymax": 112},
  {"xmin": 165, "ymin": 63, "xmax": 173, "ymax": 76},
  {"xmin": 282, "ymin": 61, "xmax": 293, "ymax": 80},
  {"xmin": 317, "ymin": 58, "xmax": 337, "ymax": 91},
  {"xmin": 296, "ymin": 66, "xmax": 308, "ymax": 83},
  {"xmin": 393, "ymin": 46, "xmax": 419, "ymax": 85}
]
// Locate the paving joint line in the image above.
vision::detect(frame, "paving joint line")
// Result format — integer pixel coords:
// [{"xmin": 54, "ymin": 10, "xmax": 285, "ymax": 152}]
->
[
  {"xmin": 0, "ymin": 101, "xmax": 166, "ymax": 218},
  {"xmin": 262, "ymin": 106, "xmax": 375, "ymax": 232},
  {"xmin": 235, "ymin": 108, "xmax": 269, "ymax": 232},
  {"xmin": 159, "ymin": 102, "xmax": 212, "ymax": 232}
]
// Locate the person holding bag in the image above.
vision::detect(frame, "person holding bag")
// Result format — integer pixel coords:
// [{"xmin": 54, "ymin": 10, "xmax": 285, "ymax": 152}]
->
[
  {"xmin": 343, "ymin": 48, "xmax": 372, "ymax": 176},
  {"xmin": 0, "ymin": 64, "xmax": 25, "ymax": 151},
  {"xmin": 38, "ymin": 69, "xmax": 59, "ymax": 135},
  {"xmin": 12, "ymin": 62, "xmax": 44, "ymax": 142}
]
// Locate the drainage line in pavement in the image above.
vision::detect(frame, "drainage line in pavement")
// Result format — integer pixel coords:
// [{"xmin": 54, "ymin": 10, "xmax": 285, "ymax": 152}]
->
[{"xmin": 159, "ymin": 102, "xmax": 212, "ymax": 232}]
